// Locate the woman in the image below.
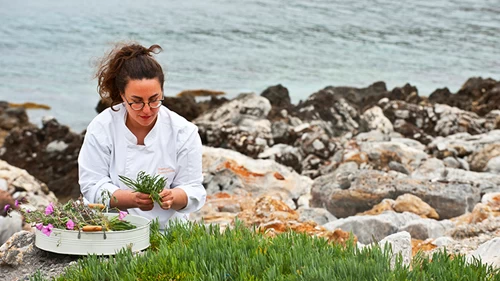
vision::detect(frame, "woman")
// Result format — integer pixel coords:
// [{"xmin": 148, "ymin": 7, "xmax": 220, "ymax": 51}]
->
[{"xmin": 78, "ymin": 43, "xmax": 206, "ymax": 229}]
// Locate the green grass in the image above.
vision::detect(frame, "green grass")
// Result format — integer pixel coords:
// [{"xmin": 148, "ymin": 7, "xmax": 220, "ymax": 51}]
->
[{"xmin": 31, "ymin": 220, "xmax": 500, "ymax": 281}]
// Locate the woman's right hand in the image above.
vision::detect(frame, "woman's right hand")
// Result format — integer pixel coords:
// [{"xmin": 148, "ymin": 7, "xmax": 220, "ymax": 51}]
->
[{"xmin": 134, "ymin": 192, "xmax": 154, "ymax": 211}]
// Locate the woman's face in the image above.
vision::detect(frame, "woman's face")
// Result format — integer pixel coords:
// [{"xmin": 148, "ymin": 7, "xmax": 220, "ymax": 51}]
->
[{"xmin": 121, "ymin": 78, "xmax": 163, "ymax": 130}]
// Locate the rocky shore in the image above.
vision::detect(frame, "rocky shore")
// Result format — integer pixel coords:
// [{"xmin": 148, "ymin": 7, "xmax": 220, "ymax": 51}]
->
[{"xmin": 1, "ymin": 77, "xmax": 500, "ymax": 279}]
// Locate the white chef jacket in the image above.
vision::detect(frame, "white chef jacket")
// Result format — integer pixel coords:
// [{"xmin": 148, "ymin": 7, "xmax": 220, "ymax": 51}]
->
[{"xmin": 78, "ymin": 103, "xmax": 206, "ymax": 229}]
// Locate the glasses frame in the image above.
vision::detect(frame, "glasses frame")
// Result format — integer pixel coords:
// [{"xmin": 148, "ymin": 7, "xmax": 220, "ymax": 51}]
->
[{"xmin": 123, "ymin": 95, "xmax": 164, "ymax": 111}]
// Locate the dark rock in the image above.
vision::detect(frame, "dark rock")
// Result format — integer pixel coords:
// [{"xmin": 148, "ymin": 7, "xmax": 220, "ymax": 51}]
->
[
  {"xmin": 95, "ymin": 98, "xmax": 111, "ymax": 114},
  {"xmin": 389, "ymin": 83, "xmax": 421, "ymax": 104},
  {"xmin": 0, "ymin": 117, "xmax": 83, "ymax": 201},
  {"xmin": 96, "ymin": 95, "xmax": 229, "ymax": 122},
  {"xmin": 261, "ymin": 84, "xmax": 292, "ymax": 109},
  {"xmin": 428, "ymin": 77, "xmax": 500, "ymax": 116},
  {"xmin": 428, "ymin": 88, "xmax": 452, "ymax": 105},
  {"xmin": 261, "ymin": 84, "xmax": 293, "ymax": 121},
  {"xmin": 163, "ymin": 95, "xmax": 200, "ymax": 121},
  {"xmin": 0, "ymin": 190, "xmax": 14, "ymax": 217}
]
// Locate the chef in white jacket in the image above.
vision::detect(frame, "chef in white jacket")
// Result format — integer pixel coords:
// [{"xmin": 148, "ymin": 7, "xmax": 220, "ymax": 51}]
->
[{"xmin": 78, "ymin": 43, "xmax": 206, "ymax": 230}]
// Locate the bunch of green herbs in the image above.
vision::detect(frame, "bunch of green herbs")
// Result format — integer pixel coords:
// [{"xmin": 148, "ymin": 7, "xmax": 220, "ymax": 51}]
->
[{"xmin": 119, "ymin": 171, "xmax": 166, "ymax": 205}]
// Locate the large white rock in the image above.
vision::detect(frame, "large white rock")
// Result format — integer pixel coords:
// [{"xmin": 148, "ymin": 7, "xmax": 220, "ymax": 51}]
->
[
  {"xmin": 203, "ymin": 146, "xmax": 313, "ymax": 209},
  {"xmin": 468, "ymin": 237, "xmax": 500, "ymax": 269},
  {"xmin": 0, "ymin": 160, "xmax": 57, "ymax": 211},
  {"xmin": 0, "ymin": 211, "xmax": 22, "ymax": 246},
  {"xmin": 399, "ymin": 218, "xmax": 455, "ymax": 240},
  {"xmin": 323, "ymin": 211, "xmax": 420, "ymax": 244},
  {"xmin": 378, "ymin": 231, "xmax": 412, "ymax": 268}
]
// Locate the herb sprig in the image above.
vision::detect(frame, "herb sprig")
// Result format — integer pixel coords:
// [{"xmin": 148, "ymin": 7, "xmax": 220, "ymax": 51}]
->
[{"xmin": 119, "ymin": 171, "xmax": 167, "ymax": 205}]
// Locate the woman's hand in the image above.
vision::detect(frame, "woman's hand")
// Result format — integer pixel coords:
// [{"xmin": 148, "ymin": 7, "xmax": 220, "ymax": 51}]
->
[
  {"xmin": 134, "ymin": 192, "xmax": 154, "ymax": 211},
  {"xmin": 159, "ymin": 188, "xmax": 188, "ymax": 210},
  {"xmin": 159, "ymin": 189, "xmax": 174, "ymax": 210}
]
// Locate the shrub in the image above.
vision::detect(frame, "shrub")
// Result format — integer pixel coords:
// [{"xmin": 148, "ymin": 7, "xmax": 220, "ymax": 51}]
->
[{"xmin": 32, "ymin": 221, "xmax": 500, "ymax": 281}]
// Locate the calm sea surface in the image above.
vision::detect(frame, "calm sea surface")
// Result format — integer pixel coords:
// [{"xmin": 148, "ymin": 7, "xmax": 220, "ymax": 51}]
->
[{"xmin": 0, "ymin": 0, "xmax": 499, "ymax": 131}]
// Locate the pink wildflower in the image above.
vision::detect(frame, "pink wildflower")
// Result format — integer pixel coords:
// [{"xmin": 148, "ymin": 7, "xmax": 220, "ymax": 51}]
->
[
  {"xmin": 118, "ymin": 211, "xmax": 128, "ymax": 221},
  {"xmin": 41, "ymin": 224, "xmax": 54, "ymax": 237},
  {"xmin": 66, "ymin": 219, "xmax": 75, "ymax": 230},
  {"xmin": 14, "ymin": 200, "xmax": 19, "ymax": 207},
  {"xmin": 3, "ymin": 204, "xmax": 10, "ymax": 212},
  {"xmin": 44, "ymin": 202, "xmax": 54, "ymax": 215},
  {"xmin": 35, "ymin": 223, "xmax": 43, "ymax": 230}
]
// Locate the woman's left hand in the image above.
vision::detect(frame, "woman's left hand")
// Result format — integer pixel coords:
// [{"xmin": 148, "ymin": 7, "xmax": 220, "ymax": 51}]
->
[{"xmin": 159, "ymin": 189, "xmax": 174, "ymax": 210}]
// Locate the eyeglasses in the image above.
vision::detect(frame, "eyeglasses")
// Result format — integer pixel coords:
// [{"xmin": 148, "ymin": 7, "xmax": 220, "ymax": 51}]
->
[{"xmin": 123, "ymin": 95, "xmax": 164, "ymax": 111}]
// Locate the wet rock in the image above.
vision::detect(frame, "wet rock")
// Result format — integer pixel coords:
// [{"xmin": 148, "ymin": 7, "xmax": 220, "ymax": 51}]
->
[
  {"xmin": 294, "ymin": 87, "xmax": 362, "ymax": 137},
  {"xmin": 0, "ymin": 102, "xmax": 32, "ymax": 131},
  {"xmin": 163, "ymin": 94, "xmax": 201, "ymax": 121},
  {"xmin": 304, "ymin": 82, "xmax": 389, "ymax": 114},
  {"xmin": 429, "ymin": 77, "xmax": 500, "ymax": 116},
  {"xmin": 0, "ymin": 118, "xmax": 82, "ymax": 201},
  {"xmin": 260, "ymin": 84, "xmax": 293, "ymax": 121},
  {"xmin": 0, "ymin": 102, "xmax": 36, "ymax": 147}
]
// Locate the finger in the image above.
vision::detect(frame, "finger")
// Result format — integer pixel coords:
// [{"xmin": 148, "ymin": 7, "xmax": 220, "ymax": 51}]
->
[
  {"xmin": 161, "ymin": 199, "xmax": 173, "ymax": 210},
  {"xmin": 159, "ymin": 189, "xmax": 171, "ymax": 198},
  {"xmin": 136, "ymin": 192, "xmax": 152, "ymax": 200}
]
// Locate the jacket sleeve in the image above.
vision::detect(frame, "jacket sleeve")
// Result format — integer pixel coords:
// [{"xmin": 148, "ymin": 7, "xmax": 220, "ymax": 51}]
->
[
  {"xmin": 171, "ymin": 125, "xmax": 207, "ymax": 213},
  {"xmin": 78, "ymin": 123, "xmax": 119, "ymax": 206}
]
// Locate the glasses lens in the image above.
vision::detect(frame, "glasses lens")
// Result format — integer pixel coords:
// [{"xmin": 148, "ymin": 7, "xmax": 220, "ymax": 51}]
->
[
  {"xmin": 130, "ymin": 103, "xmax": 144, "ymax": 110},
  {"xmin": 150, "ymin": 100, "xmax": 163, "ymax": 108}
]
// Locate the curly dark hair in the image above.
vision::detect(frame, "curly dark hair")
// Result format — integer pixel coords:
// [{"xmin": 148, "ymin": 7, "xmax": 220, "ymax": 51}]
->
[{"xmin": 95, "ymin": 43, "xmax": 165, "ymax": 110}]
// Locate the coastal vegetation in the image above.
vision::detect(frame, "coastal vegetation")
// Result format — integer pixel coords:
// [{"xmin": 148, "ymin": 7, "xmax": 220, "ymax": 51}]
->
[{"xmin": 30, "ymin": 221, "xmax": 500, "ymax": 281}]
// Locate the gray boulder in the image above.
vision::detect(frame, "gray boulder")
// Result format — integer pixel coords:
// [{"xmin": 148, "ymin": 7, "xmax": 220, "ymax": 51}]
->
[
  {"xmin": 324, "ymin": 211, "xmax": 420, "ymax": 244},
  {"xmin": 311, "ymin": 169, "xmax": 480, "ymax": 219},
  {"xmin": 399, "ymin": 218, "xmax": 455, "ymax": 240}
]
